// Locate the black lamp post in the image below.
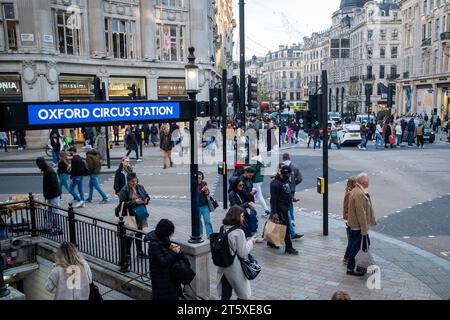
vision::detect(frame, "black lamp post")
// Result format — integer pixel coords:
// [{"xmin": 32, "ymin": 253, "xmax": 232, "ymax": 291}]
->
[
  {"xmin": 185, "ymin": 47, "xmax": 203, "ymax": 244},
  {"xmin": 0, "ymin": 242, "xmax": 10, "ymax": 298}
]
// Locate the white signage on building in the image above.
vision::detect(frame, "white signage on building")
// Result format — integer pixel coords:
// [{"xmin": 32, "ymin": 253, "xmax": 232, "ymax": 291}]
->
[
  {"xmin": 0, "ymin": 82, "xmax": 18, "ymax": 91},
  {"xmin": 21, "ymin": 33, "xmax": 34, "ymax": 42},
  {"xmin": 43, "ymin": 35, "xmax": 54, "ymax": 44}
]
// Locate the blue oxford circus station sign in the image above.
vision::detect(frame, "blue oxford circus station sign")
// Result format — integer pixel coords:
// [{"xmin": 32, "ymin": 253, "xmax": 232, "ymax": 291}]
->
[{"xmin": 0, "ymin": 100, "xmax": 195, "ymax": 130}]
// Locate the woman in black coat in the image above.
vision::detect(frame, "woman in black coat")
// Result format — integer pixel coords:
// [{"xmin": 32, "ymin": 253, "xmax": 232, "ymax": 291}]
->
[
  {"xmin": 228, "ymin": 176, "xmax": 254, "ymax": 237},
  {"xmin": 145, "ymin": 219, "xmax": 183, "ymax": 300}
]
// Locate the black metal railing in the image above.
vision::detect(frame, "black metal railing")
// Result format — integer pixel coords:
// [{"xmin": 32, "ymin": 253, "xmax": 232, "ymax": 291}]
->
[
  {"xmin": 387, "ymin": 74, "xmax": 400, "ymax": 80},
  {"xmin": 361, "ymin": 74, "xmax": 375, "ymax": 81},
  {"xmin": 403, "ymin": 72, "xmax": 410, "ymax": 79},
  {"xmin": 0, "ymin": 194, "xmax": 150, "ymax": 283},
  {"xmin": 350, "ymin": 76, "xmax": 360, "ymax": 82}
]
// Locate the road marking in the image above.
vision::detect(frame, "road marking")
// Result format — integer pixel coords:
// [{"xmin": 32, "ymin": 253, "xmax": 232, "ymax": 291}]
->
[
  {"xmin": 396, "ymin": 211, "xmax": 401, "ymax": 213},
  {"xmin": 383, "ymin": 216, "xmax": 389, "ymax": 218},
  {"xmin": 418, "ymin": 203, "xmax": 422, "ymax": 205},
  {"xmin": 408, "ymin": 206, "xmax": 413, "ymax": 209},
  {"xmin": 441, "ymin": 252, "xmax": 450, "ymax": 257},
  {"xmin": 428, "ymin": 235, "xmax": 436, "ymax": 238},
  {"xmin": 403, "ymin": 236, "xmax": 410, "ymax": 239}
]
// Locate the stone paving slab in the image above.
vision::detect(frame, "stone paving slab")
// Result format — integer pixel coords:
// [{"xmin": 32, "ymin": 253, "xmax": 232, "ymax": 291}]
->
[{"xmin": 59, "ymin": 194, "xmax": 442, "ymax": 300}]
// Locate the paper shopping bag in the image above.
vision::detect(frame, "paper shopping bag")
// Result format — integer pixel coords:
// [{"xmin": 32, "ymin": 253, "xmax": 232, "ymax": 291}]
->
[{"xmin": 263, "ymin": 219, "xmax": 287, "ymax": 247}]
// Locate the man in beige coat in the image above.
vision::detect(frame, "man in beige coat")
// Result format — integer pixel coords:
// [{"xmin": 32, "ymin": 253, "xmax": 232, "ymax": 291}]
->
[{"xmin": 346, "ymin": 173, "xmax": 377, "ymax": 276}]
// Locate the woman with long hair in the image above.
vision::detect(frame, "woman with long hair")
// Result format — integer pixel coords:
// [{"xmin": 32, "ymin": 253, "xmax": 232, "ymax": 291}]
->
[
  {"xmin": 342, "ymin": 176, "xmax": 357, "ymax": 265},
  {"xmin": 217, "ymin": 206, "xmax": 256, "ymax": 300},
  {"xmin": 45, "ymin": 242, "xmax": 92, "ymax": 300},
  {"xmin": 57, "ymin": 151, "xmax": 82, "ymax": 206}
]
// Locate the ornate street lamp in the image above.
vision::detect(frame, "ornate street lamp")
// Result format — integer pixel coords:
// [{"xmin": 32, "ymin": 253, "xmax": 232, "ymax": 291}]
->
[
  {"xmin": 184, "ymin": 47, "xmax": 202, "ymax": 244},
  {"xmin": 185, "ymin": 47, "xmax": 199, "ymax": 101}
]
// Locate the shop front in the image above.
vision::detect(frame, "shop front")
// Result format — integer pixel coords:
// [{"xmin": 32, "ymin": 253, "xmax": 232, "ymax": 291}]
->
[
  {"xmin": 59, "ymin": 75, "xmax": 95, "ymax": 143},
  {"xmin": 157, "ymin": 78, "xmax": 187, "ymax": 100},
  {"xmin": 109, "ymin": 77, "xmax": 147, "ymax": 100},
  {"xmin": 437, "ymin": 84, "xmax": 450, "ymax": 120},
  {"xmin": 0, "ymin": 74, "xmax": 22, "ymax": 145},
  {"xmin": 416, "ymin": 85, "xmax": 433, "ymax": 116}
]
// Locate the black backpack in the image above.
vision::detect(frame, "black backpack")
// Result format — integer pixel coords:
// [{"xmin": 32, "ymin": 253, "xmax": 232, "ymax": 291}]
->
[
  {"xmin": 210, "ymin": 226, "xmax": 239, "ymax": 268},
  {"xmin": 171, "ymin": 253, "xmax": 196, "ymax": 285}
]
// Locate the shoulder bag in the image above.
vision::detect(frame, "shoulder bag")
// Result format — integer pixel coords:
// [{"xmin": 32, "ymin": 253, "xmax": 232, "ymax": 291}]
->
[
  {"xmin": 207, "ymin": 195, "xmax": 219, "ymax": 212},
  {"xmin": 238, "ymin": 254, "xmax": 261, "ymax": 281},
  {"xmin": 355, "ymin": 236, "xmax": 375, "ymax": 274},
  {"xmin": 89, "ymin": 282, "xmax": 103, "ymax": 301},
  {"xmin": 114, "ymin": 202, "xmax": 138, "ymax": 230}
]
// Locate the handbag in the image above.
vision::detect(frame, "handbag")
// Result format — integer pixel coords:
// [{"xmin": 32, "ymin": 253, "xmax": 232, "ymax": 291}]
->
[
  {"xmin": 207, "ymin": 196, "xmax": 219, "ymax": 212},
  {"xmin": 263, "ymin": 218, "xmax": 287, "ymax": 247},
  {"xmin": 171, "ymin": 253, "xmax": 196, "ymax": 285},
  {"xmin": 239, "ymin": 254, "xmax": 261, "ymax": 281},
  {"xmin": 134, "ymin": 204, "xmax": 149, "ymax": 221},
  {"xmin": 355, "ymin": 236, "xmax": 375, "ymax": 274},
  {"xmin": 389, "ymin": 135, "xmax": 396, "ymax": 145},
  {"xmin": 114, "ymin": 202, "xmax": 138, "ymax": 230},
  {"xmin": 89, "ymin": 282, "xmax": 103, "ymax": 301}
]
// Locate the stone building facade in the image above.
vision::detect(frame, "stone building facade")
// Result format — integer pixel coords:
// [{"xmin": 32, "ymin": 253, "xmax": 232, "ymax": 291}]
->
[
  {"xmin": 261, "ymin": 44, "xmax": 303, "ymax": 107},
  {"xmin": 0, "ymin": 0, "xmax": 234, "ymax": 148},
  {"xmin": 397, "ymin": 0, "xmax": 450, "ymax": 119}
]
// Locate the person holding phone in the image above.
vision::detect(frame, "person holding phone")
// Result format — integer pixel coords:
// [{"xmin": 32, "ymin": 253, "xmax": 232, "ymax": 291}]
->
[{"xmin": 118, "ymin": 173, "xmax": 150, "ymax": 259}]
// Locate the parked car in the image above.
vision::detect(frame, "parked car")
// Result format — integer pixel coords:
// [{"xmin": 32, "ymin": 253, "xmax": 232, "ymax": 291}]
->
[
  {"xmin": 337, "ymin": 123, "xmax": 362, "ymax": 146},
  {"xmin": 402, "ymin": 118, "xmax": 436, "ymax": 143}
]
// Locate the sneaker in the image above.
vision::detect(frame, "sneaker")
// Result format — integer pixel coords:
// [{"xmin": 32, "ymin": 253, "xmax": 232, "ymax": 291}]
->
[
  {"xmin": 256, "ymin": 237, "xmax": 265, "ymax": 243},
  {"xmin": 75, "ymin": 201, "xmax": 85, "ymax": 208},
  {"xmin": 100, "ymin": 198, "xmax": 109, "ymax": 204},
  {"xmin": 285, "ymin": 248, "xmax": 299, "ymax": 255},
  {"xmin": 136, "ymin": 159, "xmax": 143, "ymax": 162},
  {"xmin": 291, "ymin": 234, "xmax": 304, "ymax": 240},
  {"xmin": 86, "ymin": 199, "xmax": 93, "ymax": 203},
  {"xmin": 267, "ymin": 242, "xmax": 280, "ymax": 250}
]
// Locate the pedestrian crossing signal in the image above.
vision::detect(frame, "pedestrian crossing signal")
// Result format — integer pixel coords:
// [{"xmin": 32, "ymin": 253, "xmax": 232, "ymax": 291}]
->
[{"xmin": 317, "ymin": 177, "xmax": 325, "ymax": 194}]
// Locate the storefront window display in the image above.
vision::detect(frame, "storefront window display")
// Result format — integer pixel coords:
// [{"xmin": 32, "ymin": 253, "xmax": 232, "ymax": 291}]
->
[
  {"xmin": 108, "ymin": 77, "xmax": 146, "ymax": 99},
  {"xmin": 0, "ymin": 74, "xmax": 22, "ymax": 145},
  {"xmin": 157, "ymin": 78, "xmax": 186, "ymax": 99}
]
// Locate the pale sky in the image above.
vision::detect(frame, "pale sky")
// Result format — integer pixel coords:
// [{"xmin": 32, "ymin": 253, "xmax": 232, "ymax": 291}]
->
[{"xmin": 232, "ymin": 0, "xmax": 341, "ymax": 59}]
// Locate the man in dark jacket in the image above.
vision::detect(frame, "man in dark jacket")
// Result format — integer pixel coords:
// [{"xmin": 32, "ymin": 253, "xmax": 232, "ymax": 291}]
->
[
  {"xmin": 407, "ymin": 118, "xmax": 416, "ymax": 147},
  {"xmin": 85, "ymin": 147, "xmax": 109, "ymax": 204},
  {"xmin": 126, "ymin": 129, "xmax": 141, "ymax": 161},
  {"xmin": 68, "ymin": 147, "xmax": 86, "ymax": 208},
  {"xmin": 160, "ymin": 126, "xmax": 173, "ymax": 169},
  {"xmin": 282, "ymin": 153, "xmax": 304, "ymax": 240},
  {"xmin": 36, "ymin": 157, "xmax": 62, "ymax": 234},
  {"xmin": 270, "ymin": 165, "xmax": 298, "ymax": 255},
  {"xmin": 118, "ymin": 173, "xmax": 150, "ymax": 259}
]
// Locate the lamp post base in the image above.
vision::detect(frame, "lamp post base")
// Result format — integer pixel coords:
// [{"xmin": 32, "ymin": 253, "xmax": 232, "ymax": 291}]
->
[
  {"xmin": 0, "ymin": 286, "xmax": 10, "ymax": 298},
  {"xmin": 188, "ymin": 237, "xmax": 204, "ymax": 244}
]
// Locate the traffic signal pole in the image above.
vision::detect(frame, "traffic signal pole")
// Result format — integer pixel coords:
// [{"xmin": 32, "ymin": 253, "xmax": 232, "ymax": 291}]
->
[
  {"xmin": 321, "ymin": 71, "xmax": 329, "ymax": 236},
  {"xmin": 239, "ymin": 0, "xmax": 246, "ymax": 129},
  {"xmin": 222, "ymin": 69, "xmax": 228, "ymax": 209}
]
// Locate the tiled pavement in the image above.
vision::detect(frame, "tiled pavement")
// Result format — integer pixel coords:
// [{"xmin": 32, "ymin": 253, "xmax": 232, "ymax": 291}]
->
[{"xmin": 63, "ymin": 196, "xmax": 444, "ymax": 300}]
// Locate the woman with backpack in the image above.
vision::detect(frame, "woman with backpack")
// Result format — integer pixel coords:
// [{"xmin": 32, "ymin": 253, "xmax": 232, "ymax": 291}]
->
[
  {"xmin": 45, "ymin": 242, "xmax": 92, "ymax": 300},
  {"xmin": 216, "ymin": 206, "xmax": 256, "ymax": 300},
  {"xmin": 145, "ymin": 219, "xmax": 183, "ymax": 300}
]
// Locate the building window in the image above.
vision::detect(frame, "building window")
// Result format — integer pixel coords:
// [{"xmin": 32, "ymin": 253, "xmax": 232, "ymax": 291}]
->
[
  {"xmin": 156, "ymin": 24, "xmax": 185, "ymax": 61},
  {"xmin": 1, "ymin": 3, "xmax": 18, "ymax": 51},
  {"xmin": 390, "ymin": 65, "xmax": 397, "ymax": 77},
  {"xmin": 391, "ymin": 46, "xmax": 398, "ymax": 58},
  {"xmin": 156, "ymin": 0, "xmax": 185, "ymax": 8},
  {"xmin": 379, "ymin": 65, "xmax": 385, "ymax": 79},
  {"xmin": 368, "ymin": 30, "xmax": 373, "ymax": 41},
  {"xmin": 380, "ymin": 30, "xmax": 386, "ymax": 41},
  {"xmin": 367, "ymin": 47, "xmax": 373, "ymax": 59},
  {"xmin": 105, "ymin": 18, "xmax": 135, "ymax": 59},
  {"xmin": 380, "ymin": 47, "xmax": 386, "ymax": 59},
  {"xmin": 391, "ymin": 29, "xmax": 399, "ymax": 40},
  {"xmin": 55, "ymin": 10, "xmax": 82, "ymax": 55}
]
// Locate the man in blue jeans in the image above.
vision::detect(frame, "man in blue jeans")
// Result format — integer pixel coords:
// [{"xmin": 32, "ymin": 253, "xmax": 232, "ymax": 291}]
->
[
  {"xmin": 346, "ymin": 173, "xmax": 377, "ymax": 276},
  {"xmin": 85, "ymin": 147, "xmax": 109, "ymax": 204},
  {"xmin": 68, "ymin": 147, "xmax": 86, "ymax": 208}
]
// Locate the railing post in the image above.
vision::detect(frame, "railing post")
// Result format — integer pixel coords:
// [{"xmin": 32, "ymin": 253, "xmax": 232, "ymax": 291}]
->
[
  {"xmin": 28, "ymin": 193, "xmax": 37, "ymax": 237},
  {"xmin": 117, "ymin": 217, "xmax": 129, "ymax": 273},
  {"xmin": 68, "ymin": 203, "xmax": 77, "ymax": 246}
]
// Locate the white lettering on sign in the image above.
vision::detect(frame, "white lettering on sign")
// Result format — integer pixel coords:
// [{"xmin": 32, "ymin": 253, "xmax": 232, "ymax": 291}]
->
[
  {"xmin": 0, "ymin": 82, "xmax": 18, "ymax": 91},
  {"xmin": 37, "ymin": 108, "xmax": 90, "ymax": 121},
  {"xmin": 131, "ymin": 106, "xmax": 174, "ymax": 117}
]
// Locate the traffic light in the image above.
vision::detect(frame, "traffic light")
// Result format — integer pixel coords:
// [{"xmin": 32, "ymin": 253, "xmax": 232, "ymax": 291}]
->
[
  {"xmin": 365, "ymin": 84, "xmax": 372, "ymax": 108},
  {"xmin": 91, "ymin": 77, "xmax": 102, "ymax": 100},
  {"xmin": 128, "ymin": 84, "xmax": 137, "ymax": 100},
  {"xmin": 387, "ymin": 84, "xmax": 394, "ymax": 108},
  {"xmin": 247, "ymin": 76, "xmax": 258, "ymax": 110},
  {"xmin": 209, "ymin": 88, "xmax": 222, "ymax": 117},
  {"xmin": 227, "ymin": 76, "xmax": 239, "ymax": 115}
]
